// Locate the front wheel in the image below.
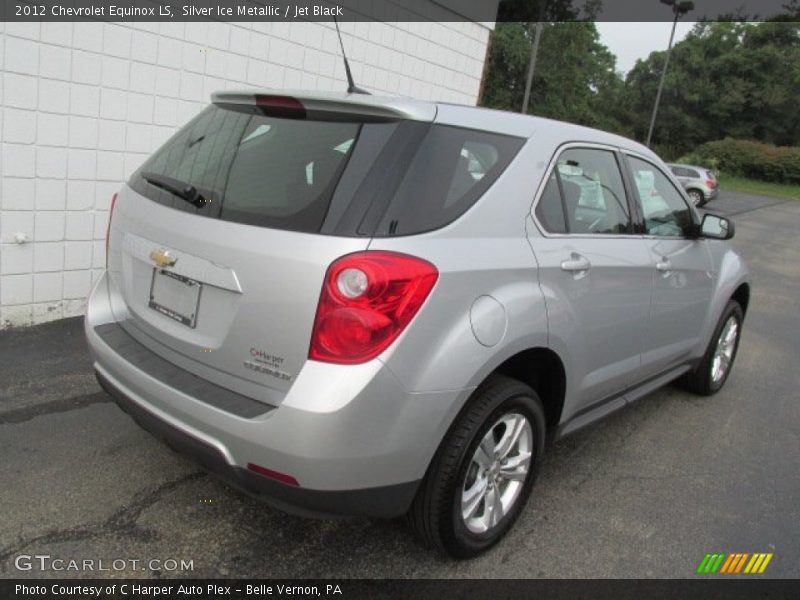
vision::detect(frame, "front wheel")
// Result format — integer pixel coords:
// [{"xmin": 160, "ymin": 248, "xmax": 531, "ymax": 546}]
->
[
  {"xmin": 407, "ymin": 375, "xmax": 546, "ymax": 558},
  {"xmin": 680, "ymin": 300, "xmax": 743, "ymax": 395}
]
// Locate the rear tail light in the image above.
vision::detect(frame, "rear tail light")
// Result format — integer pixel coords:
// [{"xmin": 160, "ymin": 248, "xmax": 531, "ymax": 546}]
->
[
  {"xmin": 105, "ymin": 192, "xmax": 118, "ymax": 268},
  {"xmin": 706, "ymin": 179, "xmax": 717, "ymax": 189},
  {"xmin": 309, "ymin": 251, "xmax": 438, "ymax": 364}
]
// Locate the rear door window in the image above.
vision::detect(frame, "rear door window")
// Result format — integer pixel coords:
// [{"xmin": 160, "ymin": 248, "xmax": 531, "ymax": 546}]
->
[{"xmin": 553, "ymin": 148, "xmax": 632, "ymax": 234}]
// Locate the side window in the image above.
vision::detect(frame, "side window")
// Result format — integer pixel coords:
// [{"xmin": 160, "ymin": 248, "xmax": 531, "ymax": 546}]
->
[
  {"xmin": 686, "ymin": 168, "xmax": 700, "ymax": 179},
  {"xmin": 628, "ymin": 156, "xmax": 694, "ymax": 237},
  {"xmin": 555, "ymin": 148, "xmax": 631, "ymax": 235},
  {"xmin": 671, "ymin": 166, "xmax": 687, "ymax": 177},
  {"xmin": 535, "ymin": 147, "xmax": 632, "ymax": 235},
  {"xmin": 535, "ymin": 172, "xmax": 566, "ymax": 233}
]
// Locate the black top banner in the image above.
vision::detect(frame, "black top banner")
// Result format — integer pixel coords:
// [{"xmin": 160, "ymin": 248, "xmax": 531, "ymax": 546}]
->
[{"xmin": 1, "ymin": 0, "xmax": 799, "ymax": 23}]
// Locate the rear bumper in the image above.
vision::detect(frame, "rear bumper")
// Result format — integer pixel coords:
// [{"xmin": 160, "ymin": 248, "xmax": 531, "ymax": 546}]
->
[
  {"xmin": 96, "ymin": 371, "xmax": 417, "ymax": 518},
  {"xmin": 86, "ymin": 271, "xmax": 467, "ymax": 518}
]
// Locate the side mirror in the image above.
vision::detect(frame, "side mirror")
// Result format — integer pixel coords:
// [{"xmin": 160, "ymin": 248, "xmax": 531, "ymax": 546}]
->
[{"xmin": 699, "ymin": 213, "xmax": 735, "ymax": 240}]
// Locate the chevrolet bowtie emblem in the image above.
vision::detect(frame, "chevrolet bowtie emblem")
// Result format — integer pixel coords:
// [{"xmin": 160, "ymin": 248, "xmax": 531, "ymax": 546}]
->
[{"xmin": 149, "ymin": 248, "xmax": 177, "ymax": 268}]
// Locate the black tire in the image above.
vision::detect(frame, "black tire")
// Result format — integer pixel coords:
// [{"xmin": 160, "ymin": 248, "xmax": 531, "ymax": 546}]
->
[
  {"xmin": 680, "ymin": 300, "xmax": 743, "ymax": 396},
  {"xmin": 687, "ymin": 189, "xmax": 705, "ymax": 207},
  {"xmin": 407, "ymin": 374, "xmax": 546, "ymax": 558}
]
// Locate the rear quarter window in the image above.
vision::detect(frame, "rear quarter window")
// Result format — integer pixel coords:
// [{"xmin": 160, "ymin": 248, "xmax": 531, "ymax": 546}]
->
[{"xmin": 369, "ymin": 125, "xmax": 525, "ymax": 236}]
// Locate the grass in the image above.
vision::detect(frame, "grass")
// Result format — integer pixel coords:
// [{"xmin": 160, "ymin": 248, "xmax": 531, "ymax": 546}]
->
[{"xmin": 719, "ymin": 173, "xmax": 800, "ymax": 201}]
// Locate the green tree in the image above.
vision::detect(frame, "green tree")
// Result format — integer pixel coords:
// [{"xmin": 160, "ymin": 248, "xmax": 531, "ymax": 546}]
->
[
  {"xmin": 481, "ymin": 21, "xmax": 628, "ymax": 134},
  {"xmin": 622, "ymin": 21, "xmax": 800, "ymax": 156}
]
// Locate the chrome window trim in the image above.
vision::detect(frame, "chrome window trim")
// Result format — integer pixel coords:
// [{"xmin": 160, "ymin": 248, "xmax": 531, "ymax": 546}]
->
[{"xmin": 530, "ymin": 141, "xmax": 640, "ymax": 240}]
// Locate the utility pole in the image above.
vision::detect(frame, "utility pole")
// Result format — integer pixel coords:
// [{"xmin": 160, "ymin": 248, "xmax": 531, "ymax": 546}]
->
[
  {"xmin": 645, "ymin": 0, "xmax": 694, "ymax": 147},
  {"xmin": 522, "ymin": 1, "xmax": 548, "ymax": 114}
]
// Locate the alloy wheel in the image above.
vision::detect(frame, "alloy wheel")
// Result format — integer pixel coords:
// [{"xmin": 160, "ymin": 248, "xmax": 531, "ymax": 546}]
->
[
  {"xmin": 711, "ymin": 316, "xmax": 739, "ymax": 384},
  {"xmin": 461, "ymin": 412, "xmax": 533, "ymax": 534}
]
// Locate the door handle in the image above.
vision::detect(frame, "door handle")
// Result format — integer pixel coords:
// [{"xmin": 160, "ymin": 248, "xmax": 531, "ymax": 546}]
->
[
  {"xmin": 561, "ymin": 254, "xmax": 591, "ymax": 273},
  {"xmin": 656, "ymin": 258, "xmax": 672, "ymax": 273}
]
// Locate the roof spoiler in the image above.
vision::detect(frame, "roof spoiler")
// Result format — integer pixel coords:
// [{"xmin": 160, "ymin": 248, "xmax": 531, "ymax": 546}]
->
[{"xmin": 211, "ymin": 90, "xmax": 436, "ymax": 123}]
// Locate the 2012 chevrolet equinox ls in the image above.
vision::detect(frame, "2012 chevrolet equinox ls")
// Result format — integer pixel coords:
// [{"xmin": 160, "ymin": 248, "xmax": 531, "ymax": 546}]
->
[{"xmin": 86, "ymin": 91, "xmax": 750, "ymax": 558}]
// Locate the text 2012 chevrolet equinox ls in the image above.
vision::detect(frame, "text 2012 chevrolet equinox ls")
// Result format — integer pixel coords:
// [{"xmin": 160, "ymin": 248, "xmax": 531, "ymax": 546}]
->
[{"xmin": 86, "ymin": 91, "xmax": 750, "ymax": 557}]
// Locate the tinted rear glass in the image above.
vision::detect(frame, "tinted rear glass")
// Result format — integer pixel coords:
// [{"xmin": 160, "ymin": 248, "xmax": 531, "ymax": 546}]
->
[
  {"xmin": 370, "ymin": 125, "xmax": 525, "ymax": 236},
  {"xmin": 130, "ymin": 105, "xmax": 360, "ymax": 233},
  {"xmin": 130, "ymin": 104, "xmax": 524, "ymax": 237}
]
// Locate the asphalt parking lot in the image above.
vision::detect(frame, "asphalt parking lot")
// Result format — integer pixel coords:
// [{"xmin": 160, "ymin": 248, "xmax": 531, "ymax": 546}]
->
[{"xmin": 1, "ymin": 191, "xmax": 798, "ymax": 579}]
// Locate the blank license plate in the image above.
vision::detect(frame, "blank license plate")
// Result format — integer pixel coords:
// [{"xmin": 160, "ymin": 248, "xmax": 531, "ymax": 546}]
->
[{"xmin": 148, "ymin": 269, "xmax": 202, "ymax": 328}]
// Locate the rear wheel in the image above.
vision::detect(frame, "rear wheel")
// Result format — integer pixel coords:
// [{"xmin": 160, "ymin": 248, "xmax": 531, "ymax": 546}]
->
[
  {"xmin": 407, "ymin": 375, "xmax": 545, "ymax": 558},
  {"xmin": 687, "ymin": 189, "xmax": 705, "ymax": 206},
  {"xmin": 680, "ymin": 300, "xmax": 743, "ymax": 395}
]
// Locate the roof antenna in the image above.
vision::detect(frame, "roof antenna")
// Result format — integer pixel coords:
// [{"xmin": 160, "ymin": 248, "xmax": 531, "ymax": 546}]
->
[{"xmin": 333, "ymin": 16, "xmax": 370, "ymax": 95}]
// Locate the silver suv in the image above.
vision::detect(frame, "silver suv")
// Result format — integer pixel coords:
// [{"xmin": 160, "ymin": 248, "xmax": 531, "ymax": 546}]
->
[
  {"xmin": 667, "ymin": 163, "xmax": 719, "ymax": 206},
  {"xmin": 86, "ymin": 91, "xmax": 750, "ymax": 558}
]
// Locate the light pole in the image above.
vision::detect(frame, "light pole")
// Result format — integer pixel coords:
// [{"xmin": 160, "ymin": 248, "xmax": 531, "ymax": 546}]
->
[
  {"xmin": 645, "ymin": 0, "xmax": 693, "ymax": 147},
  {"xmin": 521, "ymin": 0, "xmax": 548, "ymax": 114}
]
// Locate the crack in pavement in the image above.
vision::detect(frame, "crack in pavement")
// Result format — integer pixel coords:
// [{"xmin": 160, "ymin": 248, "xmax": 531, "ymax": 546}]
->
[
  {"xmin": 0, "ymin": 392, "xmax": 110, "ymax": 425},
  {"xmin": 0, "ymin": 471, "xmax": 206, "ymax": 564}
]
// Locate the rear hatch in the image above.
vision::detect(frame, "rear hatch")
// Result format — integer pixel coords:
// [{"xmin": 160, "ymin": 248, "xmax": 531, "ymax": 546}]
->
[
  {"xmin": 106, "ymin": 93, "xmax": 434, "ymax": 406},
  {"xmin": 104, "ymin": 92, "xmax": 523, "ymax": 407}
]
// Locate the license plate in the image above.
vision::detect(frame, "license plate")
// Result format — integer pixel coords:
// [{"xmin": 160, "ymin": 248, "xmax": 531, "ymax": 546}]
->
[{"xmin": 148, "ymin": 269, "xmax": 202, "ymax": 328}]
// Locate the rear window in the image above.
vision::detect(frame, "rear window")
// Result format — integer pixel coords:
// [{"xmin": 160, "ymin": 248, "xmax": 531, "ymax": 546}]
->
[
  {"xmin": 130, "ymin": 104, "xmax": 524, "ymax": 236},
  {"xmin": 130, "ymin": 105, "xmax": 361, "ymax": 233}
]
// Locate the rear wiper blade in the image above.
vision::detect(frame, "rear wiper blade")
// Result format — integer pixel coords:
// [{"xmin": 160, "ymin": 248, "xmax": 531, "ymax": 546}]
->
[{"xmin": 141, "ymin": 172, "xmax": 211, "ymax": 208}]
